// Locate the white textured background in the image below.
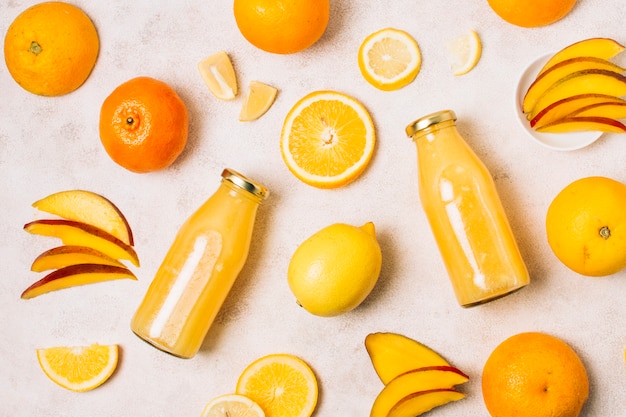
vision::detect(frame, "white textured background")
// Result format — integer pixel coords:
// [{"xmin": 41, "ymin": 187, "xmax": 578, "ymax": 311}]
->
[{"xmin": 1, "ymin": 1, "xmax": 625, "ymax": 416}]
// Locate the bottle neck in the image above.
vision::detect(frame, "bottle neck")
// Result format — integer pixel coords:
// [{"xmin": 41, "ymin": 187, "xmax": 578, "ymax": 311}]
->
[{"xmin": 219, "ymin": 179, "xmax": 264, "ymax": 205}]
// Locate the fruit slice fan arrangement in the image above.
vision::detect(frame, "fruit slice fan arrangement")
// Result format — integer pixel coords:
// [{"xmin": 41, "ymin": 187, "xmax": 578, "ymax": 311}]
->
[
  {"xmin": 22, "ymin": 190, "xmax": 139, "ymax": 300},
  {"xmin": 522, "ymin": 38, "xmax": 626, "ymax": 133}
]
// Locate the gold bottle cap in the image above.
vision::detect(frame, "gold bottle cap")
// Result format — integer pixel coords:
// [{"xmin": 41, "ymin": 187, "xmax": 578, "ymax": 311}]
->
[
  {"xmin": 221, "ymin": 168, "xmax": 269, "ymax": 200},
  {"xmin": 405, "ymin": 110, "xmax": 457, "ymax": 137}
]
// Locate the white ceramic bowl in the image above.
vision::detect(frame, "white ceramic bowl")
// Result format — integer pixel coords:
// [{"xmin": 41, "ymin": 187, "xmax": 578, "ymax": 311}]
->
[{"xmin": 514, "ymin": 53, "xmax": 603, "ymax": 151}]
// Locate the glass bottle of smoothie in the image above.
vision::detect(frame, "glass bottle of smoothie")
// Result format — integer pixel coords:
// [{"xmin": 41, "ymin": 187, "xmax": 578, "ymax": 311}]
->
[
  {"xmin": 131, "ymin": 168, "xmax": 268, "ymax": 358},
  {"xmin": 405, "ymin": 110, "xmax": 529, "ymax": 307}
]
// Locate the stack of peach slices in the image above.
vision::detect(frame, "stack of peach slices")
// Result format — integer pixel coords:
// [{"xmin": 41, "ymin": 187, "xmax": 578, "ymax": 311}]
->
[
  {"xmin": 21, "ymin": 190, "xmax": 139, "ymax": 299},
  {"xmin": 523, "ymin": 37, "xmax": 626, "ymax": 133},
  {"xmin": 365, "ymin": 332, "xmax": 469, "ymax": 417}
]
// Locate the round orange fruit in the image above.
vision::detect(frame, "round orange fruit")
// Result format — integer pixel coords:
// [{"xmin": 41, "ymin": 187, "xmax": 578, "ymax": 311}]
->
[
  {"xmin": 486, "ymin": 0, "xmax": 577, "ymax": 28},
  {"xmin": 4, "ymin": 1, "xmax": 99, "ymax": 96},
  {"xmin": 234, "ymin": 0, "xmax": 329, "ymax": 54},
  {"xmin": 546, "ymin": 176, "xmax": 626, "ymax": 276},
  {"xmin": 482, "ymin": 332, "xmax": 589, "ymax": 417},
  {"xmin": 99, "ymin": 77, "xmax": 189, "ymax": 173}
]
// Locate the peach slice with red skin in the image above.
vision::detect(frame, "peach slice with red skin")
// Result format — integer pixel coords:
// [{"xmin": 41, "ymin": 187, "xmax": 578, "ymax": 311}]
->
[
  {"xmin": 386, "ymin": 389, "xmax": 465, "ymax": 417},
  {"xmin": 530, "ymin": 94, "xmax": 626, "ymax": 128},
  {"xmin": 24, "ymin": 220, "xmax": 140, "ymax": 267},
  {"xmin": 522, "ymin": 57, "xmax": 626, "ymax": 115},
  {"xmin": 537, "ymin": 38, "xmax": 625, "ymax": 77},
  {"xmin": 365, "ymin": 332, "xmax": 450, "ymax": 384},
  {"xmin": 33, "ymin": 190, "xmax": 134, "ymax": 246},
  {"xmin": 31, "ymin": 245, "xmax": 126, "ymax": 272},
  {"xmin": 536, "ymin": 116, "xmax": 626, "ymax": 133},
  {"xmin": 370, "ymin": 366, "xmax": 469, "ymax": 417},
  {"xmin": 528, "ymin": 69, "xmax": 626, "ymax": 120},
  {"xmin": 21, "ymin": 263, "xmax": 137, "ymax": 299}
]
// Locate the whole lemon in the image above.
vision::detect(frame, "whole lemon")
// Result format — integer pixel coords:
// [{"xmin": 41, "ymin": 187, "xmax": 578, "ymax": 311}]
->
[
  {"xmin": 546, "ymin": 176, "xmax": 626, "ymax": 276},
  {"xmin": 287, "ymin": 222, "xmax": 382, "ymax": 317}
]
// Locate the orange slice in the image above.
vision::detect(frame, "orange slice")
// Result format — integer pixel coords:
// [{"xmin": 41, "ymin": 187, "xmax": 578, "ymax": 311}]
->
[
  {"xmin": 280, "ymin": 90, "xmax": 375, "ymax": 189},
  {"xmin": 236, "ymin": 353, "xmax": 318, "ymax": 417},
  {"xmin": 36, "ymin": 344, "xmax": 118, "ymax": 392},
  {"xmin": 446, "ymin": 30, "xmax": 482, "ymax": 76},
  {"xmin": 198, "ymin": 51, "xmax": 238, "ymax": 100},
  {"xmin": 200, "ymin": 393, "xmax": 265, "ymax": 417},
  {"xmin": 358, "ymin": 28, "xmax": 421, "ymax": 91},
  {"xmin": 239, "ymin": 81, "xmax": 278, "ymax": 121}
]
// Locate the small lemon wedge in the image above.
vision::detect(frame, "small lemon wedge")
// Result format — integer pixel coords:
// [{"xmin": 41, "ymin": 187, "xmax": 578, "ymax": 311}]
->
[
  {"xmin": 36, "ymin": 344, "xmax": 118, "ymax": 392},
  {"xmin": 239, "ymin": 81, "xmax": 278, "ymax": 122},
  {"xmin": 446, "ymin": 30, "xmax": 482, "ymax": 76},
  {"xmin": 198, "ymin": 51, "xmax": 238, "ymax": 100}
]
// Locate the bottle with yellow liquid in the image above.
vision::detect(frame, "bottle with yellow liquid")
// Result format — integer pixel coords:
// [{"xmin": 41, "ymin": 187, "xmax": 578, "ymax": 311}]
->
[
  {"xmin": 131, "ymin": 168, "xmax": 268, "ymax": 358},
  {"xmin": 405, "ymin": 110, "xmax": 529, "ymax": 307}
]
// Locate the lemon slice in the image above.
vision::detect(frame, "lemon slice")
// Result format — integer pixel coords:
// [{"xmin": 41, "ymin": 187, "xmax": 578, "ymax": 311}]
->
[
  {"xmin": 446, "ymin": 30, "xmax": 482, "ymax": 76},
  {"xmin": 200, "ymin": 394, "xmax": 265, "ymax": 417},
  {"xmin": 358, "ymin": 27, "xmax": 421, "ymax": 91},
  {"xmin": 198, "ymin": 51, "xmax": 238, "ymax": 100},
  {"xmin": 36, "ymin": 344, "xmax": 118, "ymax": 392},
  {"xmin": 239, "ymin": 81, "xmax": 278, "ymax": 122},
  {"xmin": 280, "ymin": 90, "xmax": 375, "ymax": 189},
  {"xmin": 236, "ymin": 353, "xmax": 318, "ymax": 417}
]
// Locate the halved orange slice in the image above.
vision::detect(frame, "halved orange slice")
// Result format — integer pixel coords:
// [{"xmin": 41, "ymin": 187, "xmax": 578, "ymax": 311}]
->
[{"xmin": 280, "ymin": 90, "xmax": 375, "ymax": 189}]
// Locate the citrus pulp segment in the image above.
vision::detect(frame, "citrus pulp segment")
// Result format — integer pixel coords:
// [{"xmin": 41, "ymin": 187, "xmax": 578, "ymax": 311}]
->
[
  {"xmin": 446, "ymin": 30, "xmax": 482, "ymax": 76},
  {"xmin": 200, "ymin": 394, "xmax": 265, "ymax": 417},
  {"xmin": 239, "ymin": 81, "xmax": 278, "ymax": 121},
  {"xmin": 36, "ymin": 344, "xmax": 118, "ymax": 392},
  {"xmin": 358, "ymin": 28, "xmax": 422, "ymax": 91},
  {"xmin": 280, "ymin": 91, "xmax": 375, "ymax": 189},
  {"xmin": 236, "ymin": 353, "xmax": 318, "ymax": 417},
  {"xmin": 198, "ymin": 51, "xmax": 238, "ymax": 100}
]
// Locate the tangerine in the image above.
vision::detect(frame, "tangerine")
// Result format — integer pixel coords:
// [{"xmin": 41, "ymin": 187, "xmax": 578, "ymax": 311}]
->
[
  {"xmin": 4, "ymin": 1, "xmax": 99, "ymax": 96},
  {"xmin": 99, "ymin": 77, "xmax": 189, "ymax": 173},
  {"xmin": 482, "ymin": 332, "xmax": 589, "ymax": 417},
  {"xmin": 486, "ymin": 0, "xmax": 577, "ymax": 28},
  {"xmin": 234, "ymin": 0, "xmax": 329, "ymax": 54}
]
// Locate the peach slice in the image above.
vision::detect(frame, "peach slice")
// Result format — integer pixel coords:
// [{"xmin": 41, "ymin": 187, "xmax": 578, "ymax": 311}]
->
[
  {"xmin": 31, "ymin": 245, "xmax": 126, "ymax": 272},
  {"xmin": 33, "ymin": 190, "xmax": 134, "ymax": 246},
  {"xmin": 530, "ymin": 94, "xmax": 626, "ymax": 128},
  {"xmin": 537, "ymin": 38, "xmax": 625, "ymax": 77},
  {"xmin": 570, "ymin": 102, "xmax": 626, "ymax": 119},
  {"xmin": 387, "ymin": 389, "xmax": 465, "ymax": 417},
  {"xmin": 24, "ymin": 220, "xmax": 140, "ymax": 267},
  {"xmin": 523, "ymin": 57, "xmax": 625, "ymax": 115},
  {"xmin": 536, "ymin": 117, "xmax": 626, "ymax": 133},
  {"xmin": 528, "ymin": 69, "xmax": 626, "ymax": 120},
  {"xmin": 21, "ymin": 264, "xmax": 137, "ymax": 299},
  {"xmin": 365, "ymin": 332, "xmax": 450, "ymax": 385},
  {"xmin": 370, "ymin": 366, "xmax": 469, "ymax": 417}
]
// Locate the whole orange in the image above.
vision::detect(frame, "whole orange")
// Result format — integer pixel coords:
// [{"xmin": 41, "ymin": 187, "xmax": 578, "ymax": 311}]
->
[
  {"xmin": 482, "ymin": 332, "xmax": 589, "ymax": 417},
  {"xmin": 99, "ymin": 77, "xmax": 189, "ymax": 173},
  {"xmin": 546, "ymin": 176, "xmax": 626, "ymax": 276},
  {"xmin": 234, "ymin": 0, "xmax": 329, "ymax": 54},
  {"xmin": 4, "ymin": 1, "xmax": 99, "ymax": 96},
  {"xmin": 486, "ymin": 0, "xmax": 577, "ymax": 28}
]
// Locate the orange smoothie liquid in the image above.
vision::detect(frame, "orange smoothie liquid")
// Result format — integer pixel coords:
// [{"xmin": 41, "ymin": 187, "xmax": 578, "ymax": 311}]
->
[
  {"xmin": 407, "ymin": 111, "xmax": 529, "ymax": 307},
  {"xmin": 131, "ymin": 169, "xmax": 267, "ymax": 358}
]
